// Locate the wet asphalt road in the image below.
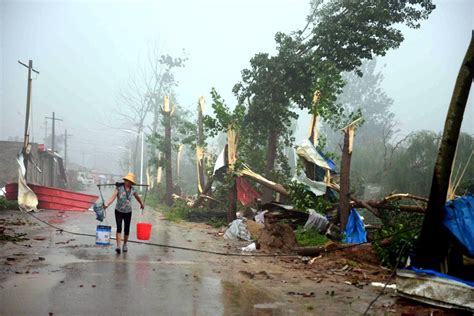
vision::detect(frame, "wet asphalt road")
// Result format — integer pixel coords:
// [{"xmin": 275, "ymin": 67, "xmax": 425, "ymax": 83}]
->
[{"xmin": 1, "ymin": 187, "xmax": 285, "ymax": 315}]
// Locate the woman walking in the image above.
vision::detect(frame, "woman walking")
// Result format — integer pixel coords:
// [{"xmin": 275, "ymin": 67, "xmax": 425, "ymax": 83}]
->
[{"xmin": 104, "ymin": 173, "xmax": 145, "ymax": 254}]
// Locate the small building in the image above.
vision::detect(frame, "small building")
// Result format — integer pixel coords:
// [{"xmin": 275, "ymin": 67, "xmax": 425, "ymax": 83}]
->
[{"xmin": 0, "ymin": 141, "xmax": 67, "ymax": 188}]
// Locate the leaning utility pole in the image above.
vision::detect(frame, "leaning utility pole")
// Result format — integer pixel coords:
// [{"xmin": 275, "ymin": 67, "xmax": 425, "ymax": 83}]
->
[
  {"xmin": 18, "ymin": 60, "xmax": 40, "ymax": 179},
  {"xmin": 45, "ymin": 112, "xmax": 62, "ymax": 187}
]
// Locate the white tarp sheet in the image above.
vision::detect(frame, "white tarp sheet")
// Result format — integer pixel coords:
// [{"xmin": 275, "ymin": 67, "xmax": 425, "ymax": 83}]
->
[
  {"xmin": 213, "ymin": 146, "xmax": 226, "ymax": 175},
  {"xmin": 296, "ymin": 139, "xmax": 332, "ymax": 170},
  {"xmin": 224, "ymin": 219, "xmax": 251, "ymax": 241},
  {"xmin": 292, "ymin": 171, "xmax": 327, "ymax": 196},
  {"xmin": 17, "ymin": 154, "xmax": 38, "ymax": 212}
]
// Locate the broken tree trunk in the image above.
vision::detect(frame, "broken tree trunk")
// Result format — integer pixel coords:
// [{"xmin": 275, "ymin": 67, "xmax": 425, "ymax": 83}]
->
[
  {"xmin": 413, "ymin": 32, "xmax": 474, "ymax": 270},
  {"xmin": 163, "ymin": 96, "xmax": 174, "ymax": 206},
  {"xmin": 339, "ymin": 126, "xmax": 354, "ymax": 231},
  {"xmin": 196, "ymin": 97, "xmax": 206, "ymax": 195},
  {"xmin": 190, "ymin": 176, "xmax": 214, "ymax": 208},
  {"xmin": 228, "ymin": 176, "xmax": 237, "ymax": 223},
  {"xmin": 262, "ymin": 128, "xmax": 279, "ymax": 202}
]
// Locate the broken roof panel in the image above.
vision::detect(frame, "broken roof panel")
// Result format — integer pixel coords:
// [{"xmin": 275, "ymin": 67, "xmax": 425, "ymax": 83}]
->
[{"xmin": 296, "ymin": 139, "xmax": 337, "ymax": 173}]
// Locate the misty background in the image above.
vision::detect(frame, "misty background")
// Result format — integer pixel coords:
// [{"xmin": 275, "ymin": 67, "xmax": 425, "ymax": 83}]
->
[{"xmin": 1, "ymin": 0, "xmax": 473, "ymax": 176}]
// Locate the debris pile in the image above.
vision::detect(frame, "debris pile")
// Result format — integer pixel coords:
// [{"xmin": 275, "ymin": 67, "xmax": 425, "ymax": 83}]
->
[{"xmin": 258, "ymin": 223, "xmax": 298, "ymax": 252}]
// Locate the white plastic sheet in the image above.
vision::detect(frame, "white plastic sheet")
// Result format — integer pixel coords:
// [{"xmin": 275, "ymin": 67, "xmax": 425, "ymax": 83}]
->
[
  {"xmin": 224, "ymin": 219, "xmax": 251, "ymax": 241},
  {"xmin": 241, "ymin": 242, "xmax": 257, "ymax": 252},
  {"xmin": 213, "ymin": 146, "xmax": 226, "ymax": 175},
  {"xmin": 254, "ymin": 211, "xmax": 266, "ymax": 224},
  {"xmin": 296, "ymin": 139, "xmax": 332, "ymax": 170},
  {"xmin": 303, "ymin": 209, "xmax": 329, "ymax": 233},
  {"xmin": 17, "ymin": 154, "xmax": 38, "ymax": 212},
  {"xmin": 292, "ymin": 171, "xmax": 327, "ymax": 196}
]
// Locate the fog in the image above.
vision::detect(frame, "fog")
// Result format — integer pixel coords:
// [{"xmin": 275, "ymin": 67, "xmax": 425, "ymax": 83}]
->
[{"xmin": 1, "ymin": 0, "xmax": 473, "ymax": 176}]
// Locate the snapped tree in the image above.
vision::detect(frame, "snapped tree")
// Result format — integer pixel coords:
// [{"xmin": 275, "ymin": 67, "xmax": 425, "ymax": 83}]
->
[{"xmin": 229, "ymin": 0, "xmax": 435, "ymax": 227}]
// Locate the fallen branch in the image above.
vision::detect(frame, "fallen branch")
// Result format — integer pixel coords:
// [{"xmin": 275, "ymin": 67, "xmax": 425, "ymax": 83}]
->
[
  {"xmin": 359, "ymin": 200, "xmax": 425, "ymax": 214},
  {"xmin": 236, "ymin": 166, "xmax": 426, "ymax": 215},
  {"xmin": 172, "ymin": 194, "xmax": 193, "ymax": 205},
  {"xmin": 383, "ymin": 193, "xmax": 428, "ymax": 203},
  {"xmin": 240, "ymin": 167, "xmax": 289, "ymax": 196},
  {"xmin": 350, "ymin": 196, "xmax": 380, "ymax": 217},
  {"xmin": 190, "ymin": 177, "xmax": 214, "ymax": 208}
]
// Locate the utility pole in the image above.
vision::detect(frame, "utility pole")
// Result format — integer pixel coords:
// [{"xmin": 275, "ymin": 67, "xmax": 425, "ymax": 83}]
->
[
  {"xmin": 64, "ymin": 129, "xmax": 72, "ymax": 169},
  {"xmin": 18, "ymin": 60, "xmax": 40, "ymax": 180},
  {"xmin": 45, "ymin": 112, "xmax": 62, "ymax": 187}
]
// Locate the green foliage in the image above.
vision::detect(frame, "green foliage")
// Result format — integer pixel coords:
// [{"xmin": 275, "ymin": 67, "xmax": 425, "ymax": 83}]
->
[
  {"xmin": 204, "ymin": 0, "xmax": 435, "ymax": 201},
  {"xmin": 303, "ymin": 0, "xmax": 435, "ymax": 73},
  {"xmin": 207, "ymin": 218, "xmax": 227, "ymax": 229},
  {"xmin": 203, "ymin": 88, "xmax": 246, "ymax": 138},
  {"xmin": 287, "ymin": 181, "xmax": 331, "ymax": 213},
  {"xmin": 0, "ymin": 198, "xmax": 18, "ymax": 211},
  {"xmin": 373, "ymin": 223, "xmax": 421, "ymax": 268},
  {"xmin": 295, "ymin": 226, "xmax": 328, "ymax": 247},
  {"xmin": 160, "ymin": 200, "xmax": 190, "ymax": 222},
  {"xmin": 373, "ymin": 207, "xmax": 424, "ymax": 268},
  {"xmin": 383, "ymin": 131, "xmax": 439, "ymax": 196},
  {"xmin": 144, "ymin": 188, "xmax": 162, "ymax": 209}
]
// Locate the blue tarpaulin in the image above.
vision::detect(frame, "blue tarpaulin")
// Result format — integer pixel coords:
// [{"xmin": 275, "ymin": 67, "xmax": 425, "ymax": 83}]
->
[
  {"xmin": 403, "ymin": 266, "xmax": 474, "ymax": 287},
  {"xmin": 344, "ymin": 208, "xmax": 367, "ymax": 244},
  {"xmin": 443, "ymin": 194, "xmax": 474, "ymax": 257},
  {"xmin": 317, "ymin": 149, "xmax": 337, "ymax": 173}
]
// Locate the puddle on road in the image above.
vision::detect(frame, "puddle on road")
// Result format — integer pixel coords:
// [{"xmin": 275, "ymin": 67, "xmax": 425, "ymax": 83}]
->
[
  {"xmin": 0, "ymin": 272, "xmax": 65, "ymax": 315},
  {"xmin": 43, "ymin": 253, "xmax": 94, "ymax": 265},
  {"xmin": 221, "ymin": 280, "xmax": 288, "ymax": 315}
]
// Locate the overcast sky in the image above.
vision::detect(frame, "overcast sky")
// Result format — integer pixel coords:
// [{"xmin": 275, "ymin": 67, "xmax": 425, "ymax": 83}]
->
[{"xmin": 1, "ymin": 0, "xmax": 473, "ymax": 174}]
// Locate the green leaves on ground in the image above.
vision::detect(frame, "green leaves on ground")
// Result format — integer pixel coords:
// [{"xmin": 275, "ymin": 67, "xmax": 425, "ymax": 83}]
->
[
  {"xmin": 287, "ymin": 181, "xmax": 331, "ymax": 213},
  {"xmin": 295, "ymin": 226, "xmax": 328, "ymax": 247}
]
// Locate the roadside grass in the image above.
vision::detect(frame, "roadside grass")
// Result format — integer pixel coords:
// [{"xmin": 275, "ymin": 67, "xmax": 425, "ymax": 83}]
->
[
  {"xmin": 145, "ymin": 195, "xmax": 227, "ymax": 227},
  {"xmin": 0, "ymin": 198, "xmax": 18, "ymax": 211},
  {"xmin": 207, "ymin": 218, "xmax": 227, "ymax": 228},
  {"xmin": 295, "ymin": 226, "xmax": 328, "ymax": 247},
  {"xmin": 144, "ymin": 192, "xmax": 160, "ymax": 210},
  {"xmin": 156, "ymin": 200, "xmax": 190, "ymax": 222}
]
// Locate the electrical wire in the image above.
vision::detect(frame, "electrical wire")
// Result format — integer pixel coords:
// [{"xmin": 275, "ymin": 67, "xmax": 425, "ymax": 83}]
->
[
  {"xmin": 23, "ymin": 211, "xmax": 296, "ymax": 257},
  {"xmin": 21, "ymin": 210, "xmax": 422, "ymax": 258},
  {"xmin": 363, "ymin": 243, "xmax": 408, "ymax": 315}
]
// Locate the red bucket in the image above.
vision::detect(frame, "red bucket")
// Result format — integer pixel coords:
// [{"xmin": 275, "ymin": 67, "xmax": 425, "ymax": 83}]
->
[{"xmin": 136, "ymin": 222, "xmax": 152, "ymax": 240}]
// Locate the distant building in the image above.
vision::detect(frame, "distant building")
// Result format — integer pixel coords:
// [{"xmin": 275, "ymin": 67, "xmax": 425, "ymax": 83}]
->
[{"xmin": 0, "ymin": 141, "xmax": 67, "ymax": 188}]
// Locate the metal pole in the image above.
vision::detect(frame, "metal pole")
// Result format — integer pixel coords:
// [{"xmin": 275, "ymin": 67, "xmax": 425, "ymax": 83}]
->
[
  {"xmin": 129, "ymin": 147, "xmax": 132, "ymax": 171},
  {"xmin": 140, "ymin": 130, "xmax": 144, "ymax": 189},
  {"xmin": 45, "ymin": 112, "xmax": 62, "ymax": 187},
  {"xmin": 18, "ymin": 60, "xmax": 40, "ymax": 179},
  {"xmin": 51, "ymin": 112, "xmax": 55, "ymax": 154},
  {"xmin": 50, "ymin": 112, "xmax": 55, "ymax": 187},
  {"xmin": 23, "ymin": 60, "xmax": 32, "ymax": 150}
]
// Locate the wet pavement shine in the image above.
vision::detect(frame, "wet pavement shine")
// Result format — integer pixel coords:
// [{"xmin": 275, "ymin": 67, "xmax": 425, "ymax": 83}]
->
[{"xmin": 0, "ymin": 191, "xmax": 286, "ymax": 316}]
